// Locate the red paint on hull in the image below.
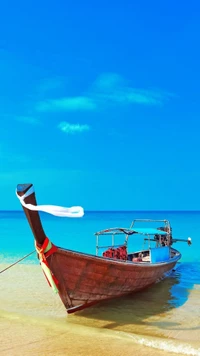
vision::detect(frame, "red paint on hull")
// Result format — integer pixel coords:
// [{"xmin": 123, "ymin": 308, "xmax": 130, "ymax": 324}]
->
[{"xmin": 47, "ymin": 247, "xmax": 180, "ymax": 313}]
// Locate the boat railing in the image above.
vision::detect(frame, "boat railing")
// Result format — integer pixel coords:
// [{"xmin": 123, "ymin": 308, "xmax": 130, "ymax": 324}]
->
[
  {"xmin": 130, "ymin": 219, "xmax": 170, "ymax": 228},
  {"xmin": 95, "ymin": 228, "xmax": 128, "ymax": 256},
  {"xmin": 94, "ymin": 223, "xmax": 172, "ymax": 256},
  {"xmin": 131, "ymin": 219, "xmax": 169, "ymax": 222}
]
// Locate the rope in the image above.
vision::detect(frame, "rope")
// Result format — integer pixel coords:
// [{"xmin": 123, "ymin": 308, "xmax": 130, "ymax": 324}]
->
[{"xmin": 0, "ymin": 250, "xmax": 35, "ymax": 274}]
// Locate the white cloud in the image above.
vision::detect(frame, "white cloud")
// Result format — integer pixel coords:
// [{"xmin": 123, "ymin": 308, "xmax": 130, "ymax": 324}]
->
[
  {"xmin": 92, "ymin": 73, "xmax": 173, "ymax": 106},
  {"xmin": 35, "ymin": 72, "xmax": 174, "ymax": 114},
  {"xmin": 58, "ymin": 122, "xmax": 90, "ymax": 134},
  {"xmin": 36, "ymin": 96, "xmax": 96, "ymax": 112},
  {"xmin": 93, "ymin": 73, "xmax": 126, "ymax": 91}
]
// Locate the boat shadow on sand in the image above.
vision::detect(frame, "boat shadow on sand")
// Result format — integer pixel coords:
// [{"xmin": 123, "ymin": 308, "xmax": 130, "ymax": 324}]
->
[{"xmin": 73, "ymin": 262, "xmax": 200, "ymax": 332}]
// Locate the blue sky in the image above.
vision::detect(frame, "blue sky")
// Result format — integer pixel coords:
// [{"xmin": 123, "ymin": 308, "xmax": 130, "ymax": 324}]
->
[{"xmin": 0, "ymin": 0, "xmax": 200, "ymax": 210}]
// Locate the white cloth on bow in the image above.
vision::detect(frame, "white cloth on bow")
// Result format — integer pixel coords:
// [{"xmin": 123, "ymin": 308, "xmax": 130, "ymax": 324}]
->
[{"xmin": 16, "ymin": 185, "xmax": 84, "ymax": 218}]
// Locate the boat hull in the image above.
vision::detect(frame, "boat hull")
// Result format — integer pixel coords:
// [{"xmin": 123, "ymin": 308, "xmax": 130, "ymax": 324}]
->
[{"xmin": 46, "ymin": 247, "xmax": 181, "ymax": 313}]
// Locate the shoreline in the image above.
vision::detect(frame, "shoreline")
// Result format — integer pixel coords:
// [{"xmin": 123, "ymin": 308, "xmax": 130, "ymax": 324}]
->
[{"xmin": 1, "ymin": 310, "xmax": 196, "ymax": 356}]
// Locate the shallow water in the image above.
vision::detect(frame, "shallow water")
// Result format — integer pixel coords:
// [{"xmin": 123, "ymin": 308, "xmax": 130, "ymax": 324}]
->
[{"xmin": 0, "ymin": 211, "xmax": 200, "ymax": 355}]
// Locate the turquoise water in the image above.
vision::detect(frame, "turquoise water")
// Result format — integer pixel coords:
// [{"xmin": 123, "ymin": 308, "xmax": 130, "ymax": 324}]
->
[
  {"xmin": 0, "ymin": 211, "xmax": 200, "ymax": 355},
  {"xmin": 0, "ymin": 210, "xmax": 199, "ymax": 262}
]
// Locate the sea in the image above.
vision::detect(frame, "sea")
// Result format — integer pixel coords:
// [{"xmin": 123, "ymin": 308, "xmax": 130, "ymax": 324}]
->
[{"xmin": 0, "ymin": 210, "xmax": 200, "ymax": 356}]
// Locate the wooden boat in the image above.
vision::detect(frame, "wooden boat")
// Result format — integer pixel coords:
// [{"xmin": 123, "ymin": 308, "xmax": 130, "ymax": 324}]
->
[{"xmin": 16, "ymin": 183, "xmax": 191, "ymax": 314}]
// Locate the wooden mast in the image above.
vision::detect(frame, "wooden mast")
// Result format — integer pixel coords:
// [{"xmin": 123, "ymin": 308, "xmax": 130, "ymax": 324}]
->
[{"xmin": 16, "ymin": 183, "xmax": 46, "ymax": 246}]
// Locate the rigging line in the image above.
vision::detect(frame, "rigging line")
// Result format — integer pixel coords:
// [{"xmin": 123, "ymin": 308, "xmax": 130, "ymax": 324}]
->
[{"xmin": 0, "ymin": 250, "xmax": 36, "ymax": 274}]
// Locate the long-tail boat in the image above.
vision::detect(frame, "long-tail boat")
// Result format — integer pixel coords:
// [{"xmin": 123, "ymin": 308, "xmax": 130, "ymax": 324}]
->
[{"xmin": 16, "ymin": 183, "xmax": 191, "ymax": 314}]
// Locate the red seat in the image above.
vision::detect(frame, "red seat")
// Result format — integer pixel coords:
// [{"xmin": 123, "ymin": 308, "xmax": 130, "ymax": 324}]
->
[{"xmin": 103, "ymin": 246, "xmax": 127, "ymax": 260}]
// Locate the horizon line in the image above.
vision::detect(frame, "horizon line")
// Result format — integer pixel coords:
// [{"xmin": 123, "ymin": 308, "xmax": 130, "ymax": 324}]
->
[{"xmin": 1, "ymin": 209, "xmax": 200, "ymax": 213}]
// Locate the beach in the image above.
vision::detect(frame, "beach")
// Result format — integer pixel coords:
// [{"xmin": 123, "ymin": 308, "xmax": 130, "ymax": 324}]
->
[
  {"xmin": 0, "ymin": 263, "xmax": 200, "ymax": 356},
  {"xmin": 0, "ymin": 210, "xmax": 200, "ymax": 355}
]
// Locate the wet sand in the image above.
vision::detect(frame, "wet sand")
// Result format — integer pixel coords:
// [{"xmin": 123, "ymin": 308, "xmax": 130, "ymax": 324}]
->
[{"xmin": 1, "ymin": 315, "xmax": 195, "ymax": 356}]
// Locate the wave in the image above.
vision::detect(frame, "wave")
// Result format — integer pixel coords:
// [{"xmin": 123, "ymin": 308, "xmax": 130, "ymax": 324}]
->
[{"xmin": 124, "ymin": 331, "xmax": 200, "ymax": 356}]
